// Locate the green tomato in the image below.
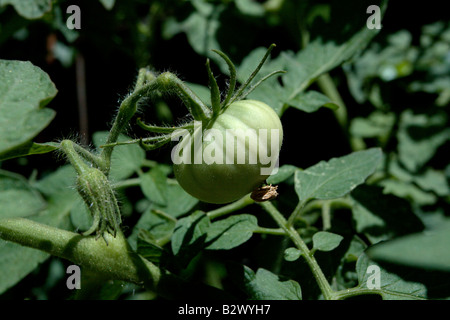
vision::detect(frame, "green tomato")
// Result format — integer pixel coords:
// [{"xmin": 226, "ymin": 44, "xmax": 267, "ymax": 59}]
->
[{"xmin": 173, "ymin": 99, "xmax": 283, "ymax": 204}]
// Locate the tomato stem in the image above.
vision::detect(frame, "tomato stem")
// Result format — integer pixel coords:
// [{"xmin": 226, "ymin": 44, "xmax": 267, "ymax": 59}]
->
[{"xmin": 259, "ymin": 201, "xmax": 335, "ymax": 300}]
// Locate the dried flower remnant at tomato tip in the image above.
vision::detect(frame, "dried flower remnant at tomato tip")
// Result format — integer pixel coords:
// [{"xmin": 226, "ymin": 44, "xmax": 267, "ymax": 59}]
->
[{"xmin": 251, "ymin": 184, "xmax": 279, "ymax": 202}]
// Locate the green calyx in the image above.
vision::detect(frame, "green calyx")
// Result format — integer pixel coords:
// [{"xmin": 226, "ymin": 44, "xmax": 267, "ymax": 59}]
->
[
  {"xmin": 102, "ymin": 44, "xmax": 285, "ymax": 151},
  {"xmin": 76, "ymin": 167, "xmax": 122, "ymax": 239},
  {"xmin": 60, "ymin": 140, "xmax": 121, "ymax": 241}
]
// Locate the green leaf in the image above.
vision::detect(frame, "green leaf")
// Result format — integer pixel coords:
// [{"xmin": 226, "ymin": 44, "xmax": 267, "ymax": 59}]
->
[
  {"xmin": 350, "ymin": 111, "xmax": 395, "ymax": 139},
  {"xmin": 0, "ymin": 170, "xmax": 46, "ymax": 219},
  {"xmin": 0, "ymin": 238, "xmax": 49, "ymax": 295},
  {"xmin": 397, "ymin": 110, "xmax": 450, "ymax": 172},
  {"xmin": 171, "ymin": 211, "xmax": 209, "ymax": 265},
  {"xmin": 413, "ymin": 169, "xmax": 449, "ymax": 197},
  {"xmin": 244, "ymin": 0, "xmax": 386, "ymax": 115},
  {"xmin": 0, "ymin": 141, "xmax": 59, "ymax": 161},
  {"xmin": 351, "ymin": 185, "xmax": 425, "ymax": 244},
  {"xmin": 32, "ymin": 165, "xmax": 77, "ymax": 197},
  {"xmin": 69, "ymin": 198, "xmax": 92, "ymax": 233},
  {"xmin": 288, "ymin": 90, "xmax": 339, "ymax": 113},
  {"xmin": 379, "ymin": 179, "xmax": 437, "ymax": 206},
  {"xmin": 295, "ymin": 148, "xmax": 382, "ymax": 204},
  {"xmin": 312, "ymin": 231, "xmax": 343, "ymax": 252},
  {"xmin": 355, "ymin": 253, "xmax": 427, "ymax": 300},
  {"xmin": 0, "ymin": 60, "xmax": 57, "ymax": 160},
  {"xmin": 387, "ymin": 157, "xmax": 449, "ymax": 197},
  {"xmin": 242, "ymin": 266, "xmax": 302, "ymax": 300},
  {"xmin": 139, "ymin": 165, "xmax": 168, "ymax": 206},
  {"xmin": 152, "ymin": 182, "xmax": 199, "ymax": 218},
  {"xmin": 93, "ymin": 131, "xmax": 145, "ymax": 181},
  {"xmin": 136, "ymin": 230, "xmax": 164, "ymax": 264},
  {"xmin": 366, "ymin": 221, "xmax": 450, "ymax": 272},
  {"xmin": 284, "ymin": 247, "xmax": 302, "ymax": 262},
  {"xmin": 0, "ymin": 190, "xmax": 76, "ymax": 295},
  {"xmin": 0, "ymin": 0, "xmax": 52, "ymax": 19},
  {"xmin": 162, "ymin": 1, "xmax": 223, "ymax": 63},
  {"xmin": 205, "ymin": 214, "xmax": 257, "ymax": 250},
  {"xmin": 128, "ymin": 207, "xmax": 176, "ymax": 250}
]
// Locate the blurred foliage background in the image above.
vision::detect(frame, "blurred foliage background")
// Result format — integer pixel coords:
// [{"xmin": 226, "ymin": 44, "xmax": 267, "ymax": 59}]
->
[{"xmin": 0, "ymin": 0, "xmax": 448, "ymax": 300}]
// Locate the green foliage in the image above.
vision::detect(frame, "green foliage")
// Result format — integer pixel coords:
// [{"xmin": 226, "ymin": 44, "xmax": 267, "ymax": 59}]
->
[
  {"xmin": 312, "ymin": 231, "xmax": 343, "ymax": 253},
  {"xmin": 235, "ymin": 266, "xmax": 302, "ymax": 300},
  {"xmin": 294, "ymin": 148, "xmax": 382, "ymax": 204},
  {"xmin": 0, "ymin": 60, "xmax": 57, "ymax": 161},
  {"xmin": 0, "ymin": 0, "xmax": 448, "ymax": 301}
]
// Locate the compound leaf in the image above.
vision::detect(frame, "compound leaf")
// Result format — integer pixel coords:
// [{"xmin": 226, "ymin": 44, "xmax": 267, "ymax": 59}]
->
[
  {"xmin": 295, "ymin": 148, "xmax": 382, "ymax": 204},
  {"xmin": 206, "ymin": 214, "xmax": 257, "ymax": 250}
]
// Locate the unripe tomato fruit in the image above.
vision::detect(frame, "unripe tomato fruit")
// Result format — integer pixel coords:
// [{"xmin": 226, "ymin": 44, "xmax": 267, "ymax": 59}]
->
[{"xmin": 173, "ymin": 100, "xmax": 283, "ymax": 204}]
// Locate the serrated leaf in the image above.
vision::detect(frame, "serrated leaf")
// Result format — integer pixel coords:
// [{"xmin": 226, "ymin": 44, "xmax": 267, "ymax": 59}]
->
[
  {"xmin": 171, "ymin": 211, "xmax": 209, "ymax": 266},
  {"xmin": 242, "ymin": 266, "xmax": 302, "ymax": 300},
  {"xmin": 128, "ymin": 207, "xmax": 176, "ymax": 250},
  {"xmin": 139, "ymin": 165, "xmax": 168, "ymax": 206},
  {"xmin": 205, "ymin": 214, "xmax": 257, "ymax": 250},
  {"xmin": 295, "ymin": 148, "xmax": 382, "ymax": 203},
  {"xmin": 136, "ymin": 230, "xmax": 164, "ymax": 264},
  {"xmin": 379, "ymin": 179, "xmax": 437, "ymax": 206},
  {"xmin": 288, "ymin": 90, "xmax": 339, "ymax": 113},
  {"xmin": 387, "ymin": 156, "xmax": 449, "ymax": 197},
  {"xmin": 355, "ymin": 253, "xmax": 427, "ymax": 300},
  {"xmin": 351, "ymin": 185, "xmax": 424, "ymax": 244},
  {"xmin": 397, "ymin": 110, "xmax": 450, "ymax": 172},
  {"xmin": 0, "ymin": 60, "xmax": 57, "ymax": 160},
  {"xmin": 413, "ymin": 169, "xmax": 449, "ymax": 197},
  {"xmin": 153, "ymin": 182, "xmax": 199, "ymax": 218},
  {"xmin": 243, "ymin": 0, "xmax": 386, "ymax": 116},
  {"xmin": 350, "ymin": 111, "xmax": 395, "ymax": 139},
  {"xmin": 312, "ymin": 231, "xmax": 343, "ymax": 252},
  {"xmin": 93, "ymin": 131, "xmax": 145, "ymax": 181},
  {"xmin": 366, "ymin": 221, "xmax": 450, "ymax": 272},
  {"xmin": 0, "ymin": 170, "xmax": 46, "ymax": 219},
  {"xmin": 0, "ymin": 0, "xmax": 52, "ymax": 19}
]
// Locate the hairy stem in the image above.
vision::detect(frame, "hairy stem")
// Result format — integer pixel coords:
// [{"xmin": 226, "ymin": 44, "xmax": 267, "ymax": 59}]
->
[
  {"xmin": 0, "ymin": 218, "xmax": 160, "ymax": 287},
  {"xmin": 0, "ymin": 218, "xmax": 233, "ymax": 299},
  {"xmin": 259, "ymin": 201, "xmax": 334, "ymax": 300}
]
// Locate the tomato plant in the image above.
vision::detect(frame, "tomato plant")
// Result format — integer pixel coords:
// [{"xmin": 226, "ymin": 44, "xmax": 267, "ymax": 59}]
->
[
  {"xmin": 0, "ymin": 0, "xmax": 449, "ymax": 303},
  {"xmin": 173, "ymin": 99, "xmax": 284, "ymax": 205}
]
